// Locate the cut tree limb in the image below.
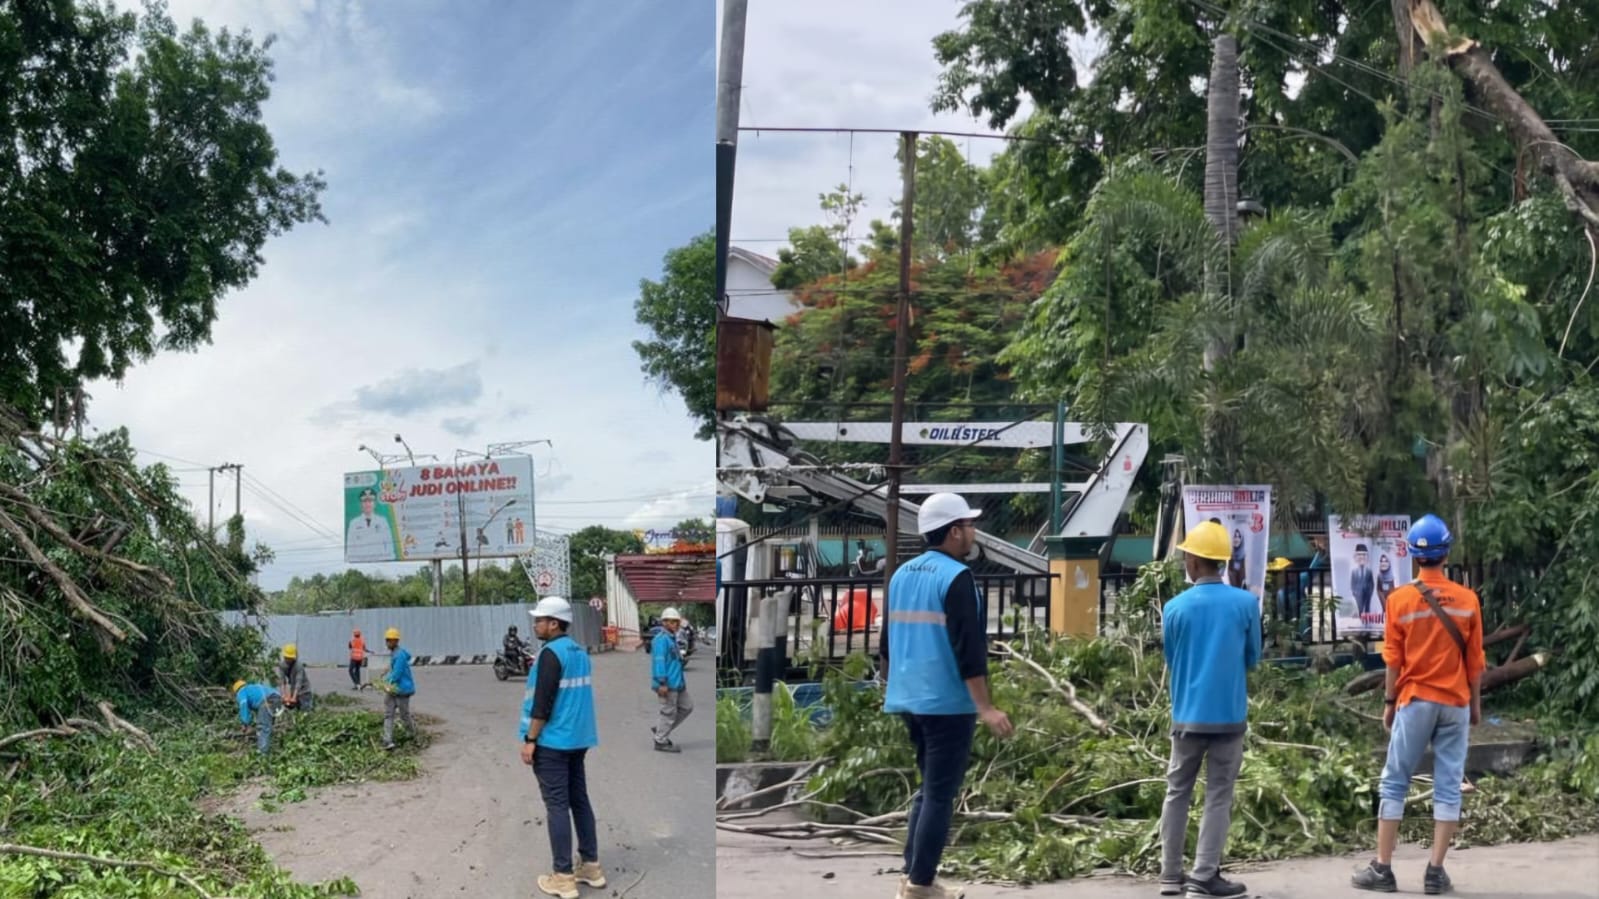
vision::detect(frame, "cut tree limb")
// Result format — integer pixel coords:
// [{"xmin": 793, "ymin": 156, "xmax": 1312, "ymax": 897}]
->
[
  {"xmin": 1480, "ymin": 652, "xmax": 1550, "ymax": 693},
  {"xmin": 1345, "ymin": 625, "xmax": 1530, "ymax": 695},
  {"xmin": 0, "ymin": 842, "xmax": 233, "ymax": 899},
  {"xmin": 994, "ymin": 643, "xmax": 1111, "ymax": 733},
  {"xmin": 1409, "ymin": 0, "xmax": 1599, "ymax": 231}
]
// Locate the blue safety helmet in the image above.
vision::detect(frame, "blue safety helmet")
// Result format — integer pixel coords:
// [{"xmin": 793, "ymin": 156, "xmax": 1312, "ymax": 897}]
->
[{"xmin": 1407, "ymin": 514, "xmax": 1452, "ymax": 561}]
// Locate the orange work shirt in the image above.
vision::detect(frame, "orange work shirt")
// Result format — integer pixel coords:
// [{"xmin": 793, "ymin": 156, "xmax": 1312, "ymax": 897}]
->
[
  {"xmin": 349, "ymin": 635, "xmax": 366, "ymax": 662},
  {"xmin": 1381, "ymin": 567, "xmax": 1486, "ymax": 708}
]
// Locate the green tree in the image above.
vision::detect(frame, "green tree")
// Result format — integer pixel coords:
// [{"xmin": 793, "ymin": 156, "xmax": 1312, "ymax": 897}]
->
[
  {"xmin": 634, "ymin": 230, "xmax": 715, "ymax": 439},
  {"xmin": 772, "ymin": 225, "xmax": 853, "ymax": 290},
  {"xmin": 671, "ymin": 517, "xmax": 712, "ymax": 545},
  {"xmin": 0, "ymin": 1, "xmax": 325, "ymax": 424},
  {"xmin": 569, "ymin": 525, "xmax": 645, "ymax": 602}
]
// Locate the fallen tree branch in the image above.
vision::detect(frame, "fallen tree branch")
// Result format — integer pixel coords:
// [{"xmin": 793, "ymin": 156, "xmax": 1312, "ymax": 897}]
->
[
  {"xmin": 98, "ymin": 702, "xmax": 156, "ymax": 752},
  {"xmin": 1481, "ymin": 652, "xmax": 1550, "ymax": 693},
  {"xmin": 716, "ymin": 759, "xmax": 823, "ymax": 811},
  {"xmin": 0, "ymin": 482, "xmax": 172, "ymax": 588},
  {"xmin": 0, "ymin": 505, "xmax": 130, "ymax": 651},
  {"xmin": 1058, "ymin": 778, "xmax": 1164, "ymax": 813},
  {"xmin": 0, "ymin": 726, "xmax": 83, "ymax": 753},
  {"xmin": 993, "ymin": 643, "xmax": 1111, "ymax": 734},
  {"xmin": 0, "ymin": 842, "xmax": 233, "ymax": 899}
]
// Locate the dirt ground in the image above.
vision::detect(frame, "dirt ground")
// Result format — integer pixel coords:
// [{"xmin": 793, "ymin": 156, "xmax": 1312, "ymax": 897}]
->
[
  {"xmin": 717, "ymin": 821, "xmax": 1599, "ymax": 899},
  {"xmin": 222, "ymin": 653, "xmax": 713, "ymax": 898}
]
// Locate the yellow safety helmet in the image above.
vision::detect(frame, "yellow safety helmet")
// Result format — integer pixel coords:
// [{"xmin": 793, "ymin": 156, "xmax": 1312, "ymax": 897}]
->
[
  {"xmin": 282, "ymin": 644, "xmax": 297, "ymax": 660},
  {"xmin": 385, "ymin": 627, "xmax": 401, "ymax": 641},
  {"xmin": 1267, "ymin": 556, "xmax": 1292, "ymax": 572},
  {"xmin": 231, "ymin": 680, "xmax": 246, "ymax": 695},
  {"xmin": 1175, "ymin": 521, "xmax": 1232, "ymax": 561}
]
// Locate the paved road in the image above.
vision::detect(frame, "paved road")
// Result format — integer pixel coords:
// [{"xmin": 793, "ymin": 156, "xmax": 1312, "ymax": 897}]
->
[
  {"xmin": 717, "ymin": 823, "xmax": 1599, "ymax": 899},
  {"xmin": 225, "ymin": 653, "xmax": 713, "ymax": 898}
]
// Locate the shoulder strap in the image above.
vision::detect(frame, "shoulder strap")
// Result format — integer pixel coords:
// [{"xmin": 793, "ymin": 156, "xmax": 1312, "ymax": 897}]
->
[{"xmin": 1413, "ymin": 579, "xmax": 1467, "ymax": 660}]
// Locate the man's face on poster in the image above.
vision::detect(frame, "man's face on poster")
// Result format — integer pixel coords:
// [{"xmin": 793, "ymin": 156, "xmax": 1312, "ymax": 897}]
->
[
  {"xmin": 361, "ymin": 493, "xmax": 375, "ymax": 517},
  {"xmin": 1354, "ymin": 549, "xmax": 1368, "ymax": 567}
]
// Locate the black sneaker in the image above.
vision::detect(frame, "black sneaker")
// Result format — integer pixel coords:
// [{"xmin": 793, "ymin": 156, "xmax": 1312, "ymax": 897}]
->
[
  {"xmin": 1423, "ymin": 864, "xmax": 1451, "ymax": 895},
  {"xmin": 1159, "ymin": 873, "xmax": 1186, "ymax": 895},
  {"xmin": 653, "ymin": 740, "xmax": 680, "ymax": 753},
  {"xmin": 1351, "ymin": 860, "xmax": 1397, "ymax": 892},
  {"xmin": 1185, "ymin": 874, "xmax": 1245, "ymax": 897}
]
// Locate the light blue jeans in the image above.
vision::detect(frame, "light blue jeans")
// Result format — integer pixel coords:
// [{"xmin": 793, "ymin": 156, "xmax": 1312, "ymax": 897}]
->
[{"xmin": 1379, "ymin": 699, "xmax": 1470, "ymax": 822}]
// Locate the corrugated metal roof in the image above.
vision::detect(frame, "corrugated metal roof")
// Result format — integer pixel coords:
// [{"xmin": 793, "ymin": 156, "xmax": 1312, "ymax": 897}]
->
[{"xmin": 614, "ymin": 552, "xmax": 715, "ymax": 603}]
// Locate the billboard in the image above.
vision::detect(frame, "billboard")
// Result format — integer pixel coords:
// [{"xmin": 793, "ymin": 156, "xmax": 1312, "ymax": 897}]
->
[
  {"xmin": 520, "ymin": 531, "xmax": 571, "ymax": 597},
  {"xmin": 1327, "ymin": 514, "xmax": 1412, "ymax": 636},
  {"xmin": 1181, "ymin": 485, "xmax": 1273, "ymax": 605},
  {"xmin": 343, "ymin": 456, "xmax": 535, "ymax": 563}
]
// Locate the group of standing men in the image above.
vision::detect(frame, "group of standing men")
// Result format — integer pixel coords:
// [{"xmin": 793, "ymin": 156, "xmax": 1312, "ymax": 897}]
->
[
  {"xmin": 227, "ymin": 600, "xmax": 696, "ymax": 898},
  {"xmin": 881, "ymin": 493, "xmax": 1485, "ymax": 899}
]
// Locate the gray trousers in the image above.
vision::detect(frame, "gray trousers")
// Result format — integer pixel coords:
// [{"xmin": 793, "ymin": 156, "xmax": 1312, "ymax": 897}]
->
[
  {"xmin": 653, "ymin": 688, "xmax": 693, "ymax": 743},
  {"xmin": 1159, "ymin": 732, "xmax": 1245, "ymax": 882},
  {"xmin": 384, "ymin": 693, "xmax": 414, "ymax": 744}
]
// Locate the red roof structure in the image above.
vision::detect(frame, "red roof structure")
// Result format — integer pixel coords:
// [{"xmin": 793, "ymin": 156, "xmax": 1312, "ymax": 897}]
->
[{"xmin": 613, "ymin": 552, "xmax": 716, "ymax": 604}]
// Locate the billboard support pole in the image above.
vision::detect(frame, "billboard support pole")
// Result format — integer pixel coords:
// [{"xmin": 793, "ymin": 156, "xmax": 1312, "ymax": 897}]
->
[{"xmin": 432, "ymin": 559, "xmax": 442, "ymax": 607}]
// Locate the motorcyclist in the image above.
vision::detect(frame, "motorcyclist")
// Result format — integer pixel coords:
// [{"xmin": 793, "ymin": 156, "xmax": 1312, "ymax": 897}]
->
[{"xmin": 504, "ymin": 626, "xmax": 526, "ymax": 662}]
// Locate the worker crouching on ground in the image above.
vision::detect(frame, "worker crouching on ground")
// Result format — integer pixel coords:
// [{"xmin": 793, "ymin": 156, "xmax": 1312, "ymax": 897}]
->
[
  {"xmin": 232, "ymin": 680, "xmax": 283, "ymax": 755},
  {"xmin": 1350, "ymin": 514, "xmax": 1484, "ymax": 895},
  {"xmin": 650, "ymin": 606, "xmax": 692, "ymax": 752},
  {"xmin": 518, "ymin": 597, "xmax": 606, "ymax": 899},
  {"xmin": 348, "ymin": 628, "xmax": 366, "ymax": 689},
  {"xmin": 1159, "ymin": 520, "xmax": 1261, "ymax": 898},
  {"xmin": 879, "ymin": 492, "xmax": 1014, "ymax": 899},
  {"xmin": 277, "ymin": 644, "xmax": 314, "ymax": 712},
  {"xmin": 381, "ymin": 626, "xmax": 416, "ymax": 750}
]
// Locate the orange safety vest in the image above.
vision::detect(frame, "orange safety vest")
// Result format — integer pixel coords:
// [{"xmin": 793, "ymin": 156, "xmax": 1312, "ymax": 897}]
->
[{"xmin": 349, "ymin": 635, "xmax": 366, "ymax": 662}]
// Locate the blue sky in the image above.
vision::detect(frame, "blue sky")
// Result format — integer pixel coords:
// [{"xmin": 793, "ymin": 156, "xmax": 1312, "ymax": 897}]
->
[{"xmin": 88, "ymin": 1, "xmax": 714, "ymax": 589}]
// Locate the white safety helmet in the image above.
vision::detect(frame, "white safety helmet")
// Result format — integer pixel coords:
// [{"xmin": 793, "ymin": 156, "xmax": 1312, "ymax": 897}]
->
[
  {"xmin": 659, "ymin": 607, "xmax": 682, "ymax": 621},
  {"xmin": 529, "ymin": 596, "xmax": 573, "ymax": 623},
  {"xmin": 917, "ymin": 492, "xmax": 981, "ymax": 535}
]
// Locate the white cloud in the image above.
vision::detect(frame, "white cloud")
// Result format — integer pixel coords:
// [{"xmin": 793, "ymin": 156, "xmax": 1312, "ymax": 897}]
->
[{"xmin": 622, "ymin": 480, "xmax": 717, "ymax": 530}]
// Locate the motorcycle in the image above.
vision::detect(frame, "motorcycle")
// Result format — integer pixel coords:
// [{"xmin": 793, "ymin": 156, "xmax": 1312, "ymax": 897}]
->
[{"xmin": 493, "ymin": 645, "xmax": 537, "ymax": 681}]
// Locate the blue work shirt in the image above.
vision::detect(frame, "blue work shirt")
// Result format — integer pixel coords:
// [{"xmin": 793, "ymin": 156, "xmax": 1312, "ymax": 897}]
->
[
  {"xmin": 236, "ymin": 683, "xmax": 280, "ymax": 725},
  {"xmin": 651, "ymin": 630, "xmax": 685, "ymax": 691},
  {"xmin": 386, "ymin": 647, "xmax": 415, "ymax": 696},
  {"xmin": 1162, "ymin": 577, "xmax": 1261, "ymax": 734}
]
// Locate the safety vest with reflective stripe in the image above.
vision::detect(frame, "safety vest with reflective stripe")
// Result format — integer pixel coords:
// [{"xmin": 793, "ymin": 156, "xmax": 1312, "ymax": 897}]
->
[
  {"xmin": 883, "ymin": 551, "xmax": 982, "ymax": 715},
  {"xmin": 533, "ymin": 634, "xmax": 599, "ymax": 750}
]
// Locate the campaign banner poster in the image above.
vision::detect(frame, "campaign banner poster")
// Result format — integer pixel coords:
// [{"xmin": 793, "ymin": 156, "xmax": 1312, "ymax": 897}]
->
[
  {"xmin": 1327, "ymin": 514, "xmax": 1412, "ymax": 635},
  {"xmin": 343, "ymin": 455, "xmax": 535, "ymax": 563},
  {"xmin": 1181, "ymin": 485, "xmax": 1273, "ymax": 604}
]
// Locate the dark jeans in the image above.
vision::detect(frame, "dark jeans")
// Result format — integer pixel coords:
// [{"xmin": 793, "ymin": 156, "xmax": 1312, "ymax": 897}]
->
[
  {"xmin": 901, "ymin": 713, "xmax": 976, "ymax": 886},
  {"xmin": 533, "ymin": 746, "xmax": 598, "ymax": 874},
  {"xmin": 348, "ymin": 660, "xmax": 362, "ymax": 686}
]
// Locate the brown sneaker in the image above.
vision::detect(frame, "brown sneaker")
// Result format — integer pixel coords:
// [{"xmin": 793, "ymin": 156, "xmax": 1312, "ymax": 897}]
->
[
  {"xmin": 573, "ymin": 861, "xmax": 606, "ymax": 888},
  {"xmin": 537, "ymin": 872, "xmax": 579, "ymax": 899},
  {"xmin": 897, "ymin": 877, "xmax": 965, "ymax": 898}
]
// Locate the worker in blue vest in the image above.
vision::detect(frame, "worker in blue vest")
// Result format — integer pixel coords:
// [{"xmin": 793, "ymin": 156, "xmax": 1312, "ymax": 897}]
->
[
  {"xmin": 231, "ymin": 680, "xmax": 283, "ymax": 755},
  {"xmin": 518, "ymin": 597, "xmax": 605, "ymax": 899},
  {"xmin": 879, "ymin": 492, "xmax": 1014, "ymax": 899}
]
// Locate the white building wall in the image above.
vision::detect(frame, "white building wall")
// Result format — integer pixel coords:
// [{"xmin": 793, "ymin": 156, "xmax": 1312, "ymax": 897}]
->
[{"xmin": 726, "ymin": 255, "xmax": 799, "ymax": 324}]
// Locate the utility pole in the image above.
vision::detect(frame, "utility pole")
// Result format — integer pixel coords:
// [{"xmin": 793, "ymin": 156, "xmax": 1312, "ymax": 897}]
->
[
  {"xmin": 881, "ymin": 131, "xmax": 918, "ymax": 593},
  {"xmin": 207, "ymin": 463, "xmax": 242, "ymax": 534},
  {"xmin": 714, "ymin": 0, "xmax": 748, "ymax": 312}
]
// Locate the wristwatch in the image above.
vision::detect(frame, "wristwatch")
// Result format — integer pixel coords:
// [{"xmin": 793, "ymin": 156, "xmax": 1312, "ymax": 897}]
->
[{"xmin": 1383, "ymin": 697, "xmax": 1398, "ymax": 705}]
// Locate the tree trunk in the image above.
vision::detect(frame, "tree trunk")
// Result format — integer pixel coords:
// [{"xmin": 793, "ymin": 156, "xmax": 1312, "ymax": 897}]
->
[
  {"xmin": 1480, "ymin": 652, "xmax": 1549, "ymax": 693},
  {"xmin": 1202, "ymin": 34, "xmax": 1242, "ymax": 378}
]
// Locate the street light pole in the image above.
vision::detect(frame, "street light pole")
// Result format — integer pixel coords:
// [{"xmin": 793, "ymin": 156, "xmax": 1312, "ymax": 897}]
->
[{"xmin": 394, "ymin": 433, "xmax": 416, "ymax": 467}]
